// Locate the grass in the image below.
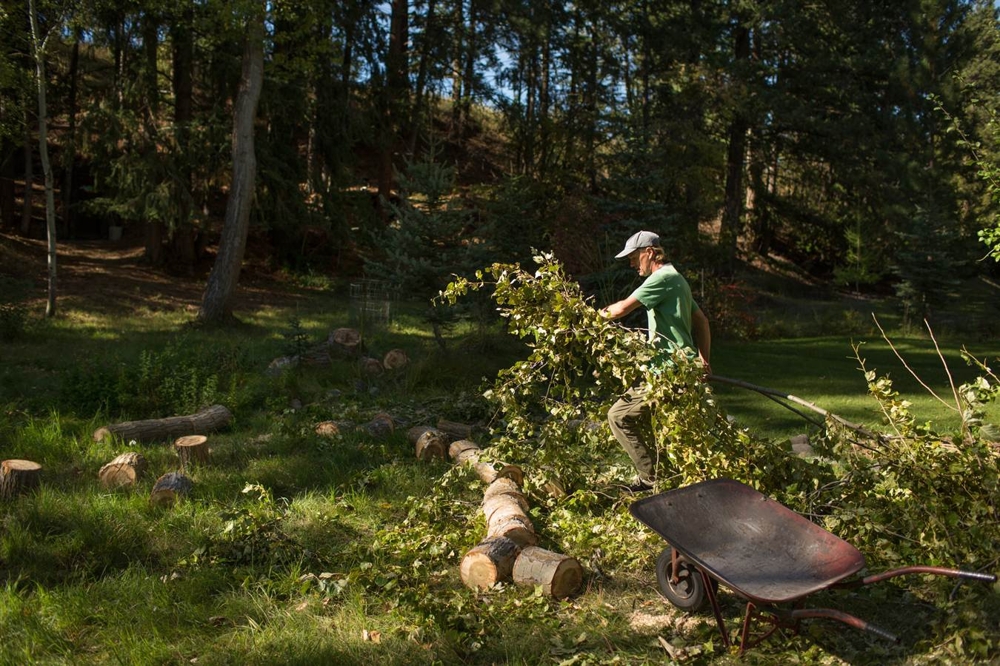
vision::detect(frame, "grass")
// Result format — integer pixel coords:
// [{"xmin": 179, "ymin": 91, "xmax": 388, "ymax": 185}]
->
[{"xmin": 1, "ymin": 289, "xmax": 998, "ymax": 665}]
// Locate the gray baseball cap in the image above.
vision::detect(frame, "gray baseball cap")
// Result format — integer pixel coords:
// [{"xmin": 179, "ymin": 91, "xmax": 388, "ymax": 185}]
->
[{"xmin": 615, "ymin": 230, "xmax": 660, "ymax": 258}]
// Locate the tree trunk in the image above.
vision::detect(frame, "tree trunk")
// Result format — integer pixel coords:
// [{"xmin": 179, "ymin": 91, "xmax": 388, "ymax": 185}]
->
[
  {"xmin": 150, "ymin": 472, "xmax": 192, "ymax": 506},
  {"xmin": 197, "ymin": 12, "xmax": 264, "ymax": 324},
  {"xmin": 718, "ymin": 22, "xmax": 751, "ymax": 268},
  {"xmin": 174, "ymin": 435, "xmax": 210, "ymax": 468},
  {"xmin": 0, "ymin": 131, "xmax": 14, "ymax": 230},
  {"xmin": 98, "ymin": 452, "xmax": 148, "ymax": 488},
  {"xmin": 166, "ymin": 3, "xmax": 194, "ymax": 268},
  {"xmin": 28, "ymin": 0, "xmax": 57, "ymax": 317},
  {"xmin": 61, "ymin": 34, "xmax": 80, "ymax": 239},
  {"xmin": 512, "ymin": 546, "xmax": 584, "ymax": 598},
  {"xmin": 408, "ymin": 0, "xmax": 438, "ymax": 156},
  {"xmin": 21, "ymin": 105, "xmax": 33, "ymax": 236},
  {"xmin": 93, "ymin": 404, "xmax": 234, "ymax": 443},
  {"xmin": 460, "ymin": 536, "xmax": 521, "ymax": 590},
  {"xmin": 0, "ymin": 459, "xmax": 42, "ymax": 500},
  {"xmin": 377, "ymin": 0, "xmax": 408, "ymax": 208}
]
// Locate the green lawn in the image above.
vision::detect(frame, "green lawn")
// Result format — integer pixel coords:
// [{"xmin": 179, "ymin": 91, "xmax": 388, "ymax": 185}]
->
[
  {"xmin": 713, "ymin": 335, "xmax": 1000, "ymax": 441},
  {"xmin": 1, "ymin": 292, "xmax": 997, "ymax": 665}
]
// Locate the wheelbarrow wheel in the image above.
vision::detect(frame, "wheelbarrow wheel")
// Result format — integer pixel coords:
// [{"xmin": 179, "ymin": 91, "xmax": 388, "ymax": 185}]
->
[{"xmin": 656, "ymin": 547, "xmax": 716, "ymax": 612}]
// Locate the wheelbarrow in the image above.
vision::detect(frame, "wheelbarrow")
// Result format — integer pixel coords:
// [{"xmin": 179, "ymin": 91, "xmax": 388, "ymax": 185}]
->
[{"xmin": 629, "ymin": 478, "xmax": 997, "ymax": 654}]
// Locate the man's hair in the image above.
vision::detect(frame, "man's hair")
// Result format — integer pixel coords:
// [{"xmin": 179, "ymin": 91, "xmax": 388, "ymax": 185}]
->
[{"xmin": 649, "ymin": 246, "xmax": 666, "ymax": 262}]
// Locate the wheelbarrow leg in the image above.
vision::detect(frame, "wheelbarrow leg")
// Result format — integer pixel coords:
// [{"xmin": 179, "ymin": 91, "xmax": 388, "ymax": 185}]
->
[{"xmin": 701, "ymin": 569, "xmax": 731, "ymax": 650}]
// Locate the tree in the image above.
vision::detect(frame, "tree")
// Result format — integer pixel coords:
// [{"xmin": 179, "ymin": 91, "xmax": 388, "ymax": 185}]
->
[
  {"xmin": 197, "ymin": 7, "xmax": 264, "ymax": 325},
  {"xmin": 27, "ymin": 0, "xmax": 60, "ymax": 317}
]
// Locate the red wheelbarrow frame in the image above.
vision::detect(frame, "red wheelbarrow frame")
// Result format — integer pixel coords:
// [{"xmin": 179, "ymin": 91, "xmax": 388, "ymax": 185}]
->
[{"xmin": 629, "ymin": 478, "xmax": 997, "ymax": 654}]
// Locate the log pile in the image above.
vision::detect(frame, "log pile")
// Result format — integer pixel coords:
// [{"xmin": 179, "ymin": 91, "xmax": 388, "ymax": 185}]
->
[
  {"xmin": 93, "ymin": 404, "xmax": 233, "ymax": 443},
  {"xmin": 266, "ymin": 327, "xmax": 411, "ymax": 377},
  {"xmin": 408, "ymin": 424, "xmax": 583, "ymax": 598}
]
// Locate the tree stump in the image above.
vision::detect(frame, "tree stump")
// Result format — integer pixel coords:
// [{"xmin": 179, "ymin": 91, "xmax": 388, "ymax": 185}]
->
[
  {"xmin": 359, "ymin": 357, "xmax": 384, "ymax": 376},
  {"xmin": 175, "ymin": 435, "xmax": 210, "ymax": 468},
  {"xmin": 382, "ymin": 349, "xmax": 409, "ymax": 370},
  {"xmin": 414, "ymin": 429, "xmax": 449, "ymax": 461},
  {"xmin": 0, "ymin": 459, "xmax": 42, "ymax": 500},
  {"xmin": 512, "ymin": 546, "xmax": 584, "ymax": 598},
  {"xmin": 460, "ymin": 536, "xmax": 522, "ymax": 590},
  {"xmin": 150, "ymin": 472, "xmax": 193, "ymax": 507},
  {"xmin": 364, "ymin": 413, "xmax": 394, "ymax": 439},
  {"xmin": 329, "ymin": 328, "xmax": 361, "ymax": 357},
  {"xmin": 437, "ymin": 419, "xmax": 474, "ymax": 440},
  {"xmin": 93, "ymin": 404, "xmax": 233, "ymax": 443},
  {"xmin": 98, "ymin": 452, "xmax": 147, "ymax": 488},
  {"xmin": 315, "ymin": 420, "xmax": 352, "ymax": 437}
]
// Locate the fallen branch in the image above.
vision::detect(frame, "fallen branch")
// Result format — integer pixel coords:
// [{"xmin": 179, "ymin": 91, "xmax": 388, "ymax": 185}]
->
[{"xmin": 93, "ymin": 405, "xmax": 233, "ymax": 444}]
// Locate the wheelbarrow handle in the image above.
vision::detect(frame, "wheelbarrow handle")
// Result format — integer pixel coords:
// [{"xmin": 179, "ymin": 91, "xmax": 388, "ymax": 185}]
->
[
  {"xmin": 781, "ymin": 608, "xmax": 899, "ymax": 644},
  {"xmin": 845, "ymin": 566, "xmax": 998, "ymax": 587}
]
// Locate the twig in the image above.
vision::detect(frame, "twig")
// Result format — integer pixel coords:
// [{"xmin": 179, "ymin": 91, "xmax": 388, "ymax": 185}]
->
[
  {"xmin": 872, "ymin": 315, "xmax": 958, "ymax": 413},
  {"xmin": 924, "ymin": 319, "xmax": 965, "ymax": 432}
]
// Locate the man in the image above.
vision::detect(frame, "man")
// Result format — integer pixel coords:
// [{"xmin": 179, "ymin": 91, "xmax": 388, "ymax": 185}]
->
[{"xmin": 600, "ymin": 230, "xmax": 711, "ymax": 491}]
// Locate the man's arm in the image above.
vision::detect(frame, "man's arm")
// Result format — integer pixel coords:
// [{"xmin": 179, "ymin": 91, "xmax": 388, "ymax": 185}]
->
[
  {"xmin": 601, "ymin": 295, "xmax": 642, "ymax": 320},
  {"xmin": 692, "ymin": 308, "xmax": 712, "ymax": 370}
]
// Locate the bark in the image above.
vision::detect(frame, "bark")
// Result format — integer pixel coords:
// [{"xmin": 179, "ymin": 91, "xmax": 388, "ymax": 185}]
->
[
  {"xmin": 0, "ymin": 459, "xmax": 42, "ymax": 500},
  {"xmin": 483, "ymin": 476, "xmax": 536, "ymax": 547},
  {"xmin": 98, "ymin": 452, "xmax": 148, "ymax": 488},
  {"xmin": 93, "ymin": 404, "xmax": 234, "ymax": 443},
  {"xmin": 174, "ymin": 435, "xmax": 211, "ymax": 468},
  {"xmin": 0, "ymin": 130, "xmax": 14, "ymax": 230},
  {"xmin": 28, "ymin": 0, "xmax": 57, "ymax": 317},
  {"xmin": 197, "ymin": 13, "xmax": 264, "ymax": 324},
  {"xmin": 512, "ymin": 546, "xmax": 584, "ymax": 598},
  {"xmin": 150, "ymin": 472, "xmax": 192, "ymax": 506},
  {"xmin": 438, "ymin": 419, "xmax": 473, "ymax": 440},
  {"xmin": 460, "ymin": 536, "xmax": 521, "ymax": 590}
]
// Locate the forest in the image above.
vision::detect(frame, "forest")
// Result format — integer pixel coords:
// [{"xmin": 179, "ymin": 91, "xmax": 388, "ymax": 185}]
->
[
  {"xmin": 2, "ymin": 1, "xmax": 1000, "ymax": 665},
  {"xmin": 2, "ymin": 0, "xmax": 1000, "ymax": 310}
]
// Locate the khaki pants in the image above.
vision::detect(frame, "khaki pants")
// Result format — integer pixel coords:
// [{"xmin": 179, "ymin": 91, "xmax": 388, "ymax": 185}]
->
[{"xmin": 608, "ymin": 384, "xmax": 658, "ymax": 483}]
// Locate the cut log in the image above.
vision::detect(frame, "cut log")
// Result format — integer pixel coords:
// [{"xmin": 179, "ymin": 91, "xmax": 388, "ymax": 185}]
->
[
  {"xmin": 329, "ymin": 328, "xmax": 361, "ymax": 357},
  {"xmin": 414, "ymin": 429, "xmax": 449, "ymax": 461},
  {"xmin": 315, "ymin": 420, "xmax": 352, "ymax": 437},
  {"xmin": 497, "ymin": 464, "xmax": 525, "ymax": 487},
  {"xmin": 483, "ymin": 477, "xmax": 523, "ymax": 501},
  {"xmin": 512, "ymin": 546, "xmax": 584, "ymax": 598},
  {"xmin": 93, "ymin": 404, "xmax": 233, "ymax": 444},
  {"xmin": 0, "ymin": 459, "xmax": 42, "ymax": 500},
  {"xmin": 382, "ymin": 348, "xmax": 409, "ymax": 370},
  {"xmin": 149, "ymin": 472, "xmax": 193, "ymax": 507},
  {"xmin": 448, "ymin": 439, "xmax": 480, "ymax": 461},
  {"xmin": 437, "ymin": 419, "xmax": 474, "ymax": 440},
  {"xmin": 459, "ymin": 536, "xmax": 522, "ymax": 590},
  {"xmin": 300, "ymin": 343, "xmax": 332, "ymax": 367},
  {"xmin": 406, "ymin": 425, "xmax": 436, "ymax": 444},
  {"xmin": 98, "ymin": 452, "xmax": 147, "ymax": 488},
  {"xmin": 365, "ymin": 413, "xmax": 394, "ymax": 438},
  {"xmin": 175, "ymin": 435, "xmax": 211, "ymax": 468},
  {"xmin": 359, "ymin": 357, "xmax": 384, "ymax": 376},
  {"xmin": 486, "ymin": 514, "xmax": 538, "ymax": 547}
]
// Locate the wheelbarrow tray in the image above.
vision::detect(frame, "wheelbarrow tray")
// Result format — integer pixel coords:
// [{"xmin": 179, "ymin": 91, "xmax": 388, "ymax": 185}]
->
[{"xmin": 629, "ymin": 478, "xmax": 865, "ymax": 604}]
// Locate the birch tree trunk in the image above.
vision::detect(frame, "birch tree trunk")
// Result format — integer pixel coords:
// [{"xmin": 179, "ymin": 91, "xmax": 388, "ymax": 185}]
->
[
  {"xmin": 197, "ymin": 9, "xmax": 264, "ymax": 324},
  {"xmin": 28, "ymin": 0, "xmax": 56, "ymax": 317}
]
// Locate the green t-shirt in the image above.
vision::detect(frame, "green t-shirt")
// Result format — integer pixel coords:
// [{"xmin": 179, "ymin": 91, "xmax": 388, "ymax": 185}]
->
[{"xmin": 630, "ymin": 264, "xmax": 700, "ymax": 362}]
